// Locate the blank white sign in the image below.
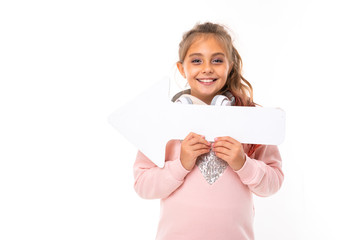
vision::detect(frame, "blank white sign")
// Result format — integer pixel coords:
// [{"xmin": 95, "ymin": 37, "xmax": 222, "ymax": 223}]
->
[{"xmin": 109, "ymin": 78, "xmax": 285, "ymax": 167}]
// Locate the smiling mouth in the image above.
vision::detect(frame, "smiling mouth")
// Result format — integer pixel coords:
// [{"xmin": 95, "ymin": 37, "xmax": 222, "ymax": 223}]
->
[{"xmin": 196, "ymin": 78, "xmax": 218, "ymax": 83}]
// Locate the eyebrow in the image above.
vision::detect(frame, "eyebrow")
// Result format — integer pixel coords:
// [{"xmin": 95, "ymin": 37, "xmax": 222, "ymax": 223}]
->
[{"xmin": 188, "ymin": 52, "xmax": 226, "ymax": 57}]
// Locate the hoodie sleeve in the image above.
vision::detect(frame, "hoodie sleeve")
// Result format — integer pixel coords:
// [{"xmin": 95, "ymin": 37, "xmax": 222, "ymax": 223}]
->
[
  {"xmin": 235, "ymin": 145, "xmax": 284, "ymax": 197},
  {"xmin": 133, "ymin": 140, "xmax": 190, "ymax": 199}
]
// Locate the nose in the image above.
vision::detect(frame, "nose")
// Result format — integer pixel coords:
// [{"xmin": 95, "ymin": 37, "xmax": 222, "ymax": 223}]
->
[{"xmin": 202, "ymin": 61, "xmax": 213, "ymax": 74}]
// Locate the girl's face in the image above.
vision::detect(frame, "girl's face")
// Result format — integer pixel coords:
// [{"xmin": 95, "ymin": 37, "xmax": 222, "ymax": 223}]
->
[{"xmin": 177, "ymin": 35, "xmax": 233, "ymax": 105}]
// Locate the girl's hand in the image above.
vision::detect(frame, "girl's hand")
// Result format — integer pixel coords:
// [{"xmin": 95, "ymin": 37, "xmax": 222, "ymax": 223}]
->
[
  {"xmin": 212, "ymin": 136, "xmax": 246, "ymax": 171},
  {"xmin": 180, "ymin": 132, "xmax": 211, "ymax": 171}
]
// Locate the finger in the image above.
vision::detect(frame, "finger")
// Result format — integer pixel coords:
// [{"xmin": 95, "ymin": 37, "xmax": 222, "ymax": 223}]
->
[
  {"xmin": 192, "ymin": 144, "xmax": 211, "ymax": 152},
  {"xmin": 188, "ymin": 135, "xmax": 210, "ymax": 146},
  {"xmin": 194, "ymin": 148, "xmax": 211, "ymax": 157},
  {"xmin": 198, "ymin": 136, "xmax": 211, "ymax": 146},
  {"xmin": 214, "ymin": 152, "xmax": 229, "ymax": 161},
  {"xmin": 213, "ymin": 140, "xmax": 232, "ymax": 150},
  {"xmin": 213, "ymin": 146, "xmax": 231, "ymax": 156},
  {"xmin": 184, "ymin": 132, "xmax": 196, "ymax": 141},
  {"xmin": 184, "ymin": 132, "xmax": 206, "ymax": 142},
  {"xmin": 215, "ymin": 136, "xmax": 237, "ymax": 144}
]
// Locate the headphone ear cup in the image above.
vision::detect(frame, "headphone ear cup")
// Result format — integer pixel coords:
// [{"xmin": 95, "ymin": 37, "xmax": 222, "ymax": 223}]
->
[{"xmin": 211, "ymin": 95, "xmax": 232, "ymax": 106}]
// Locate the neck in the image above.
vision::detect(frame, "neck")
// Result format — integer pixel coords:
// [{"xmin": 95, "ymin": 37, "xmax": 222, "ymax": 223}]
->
[
  {"xmin": 190, "ymin": 93, "xmax": 214, "ymax": 105},
  {"xmin": 187, "ymin": 94, "xmax": 209, "ymax": 105}
]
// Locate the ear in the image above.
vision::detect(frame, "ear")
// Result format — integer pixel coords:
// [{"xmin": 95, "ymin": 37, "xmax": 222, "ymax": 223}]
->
[{"xmin": 176, "ymin": 61, "xmax": 186, "ymax": 79}]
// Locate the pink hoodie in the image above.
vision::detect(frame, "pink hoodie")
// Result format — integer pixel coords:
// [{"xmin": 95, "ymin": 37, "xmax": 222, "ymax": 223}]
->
[{"xmin": 134, "ymin": 140, "xmax": 283, "ymax": 240}]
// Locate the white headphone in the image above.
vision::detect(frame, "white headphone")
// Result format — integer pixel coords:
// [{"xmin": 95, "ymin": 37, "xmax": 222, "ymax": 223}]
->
[{"xmin": 175, "ymin": 94, "xmax": 232, "ymax": 106}]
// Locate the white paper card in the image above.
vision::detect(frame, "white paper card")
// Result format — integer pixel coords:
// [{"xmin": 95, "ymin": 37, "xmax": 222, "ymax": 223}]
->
[{"xmin": 108, "ymin": 78, "xmax": 285, "ymax": 168}]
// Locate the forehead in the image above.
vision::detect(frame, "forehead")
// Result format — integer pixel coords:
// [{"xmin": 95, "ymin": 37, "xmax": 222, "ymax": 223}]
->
[{"xmin": 186, "ymin": 34, "xmax": 228, "ymax": 56}]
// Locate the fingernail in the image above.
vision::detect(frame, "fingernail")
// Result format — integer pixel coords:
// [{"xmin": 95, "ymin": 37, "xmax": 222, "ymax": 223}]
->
[{"xmin": 214, "ymin": 137, "xmax": 218, "ymax": 141}]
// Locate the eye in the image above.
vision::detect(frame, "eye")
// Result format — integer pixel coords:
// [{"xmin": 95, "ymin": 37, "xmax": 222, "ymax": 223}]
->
[
  {"xmin": 212, "ymin": 58, "xmax": 224, "ymax": 64},
  {"xmin": 191, "ymin": 59, "xmax": 202, "ymax": 64}
]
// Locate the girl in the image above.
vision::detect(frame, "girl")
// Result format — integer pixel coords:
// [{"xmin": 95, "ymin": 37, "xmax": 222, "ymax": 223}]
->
[{"xmin": 133, "ymin": 22, "xmax": 283, "ymax": 240}]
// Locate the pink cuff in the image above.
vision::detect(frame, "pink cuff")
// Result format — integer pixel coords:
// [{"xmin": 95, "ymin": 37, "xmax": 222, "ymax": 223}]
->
[
  {"xmin": 235, "ymin": 155, "xmax": 264, "ymax": 185},
  {"xmin": 168, "ymin": 158, "xmax": 191, "ymax": 181}
]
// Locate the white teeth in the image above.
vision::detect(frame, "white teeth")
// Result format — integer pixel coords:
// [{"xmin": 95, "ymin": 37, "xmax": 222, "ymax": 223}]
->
[{"xmin": 198, "ymin": 79, "xmax": 216, "ymax": 83}]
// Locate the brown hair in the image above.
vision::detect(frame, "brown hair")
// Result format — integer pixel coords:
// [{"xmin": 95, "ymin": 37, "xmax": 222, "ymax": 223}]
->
[
  {"xmin": 178, "ymin": 22, "xmax": 261, "ymax": 154},
  {"xmin": 178, "ymin": 22, "xmax": 256, "ymax": 107}
]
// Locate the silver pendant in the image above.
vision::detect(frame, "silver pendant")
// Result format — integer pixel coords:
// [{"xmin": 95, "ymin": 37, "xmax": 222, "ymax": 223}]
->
[{"xmin": 196, "ymin": 149, "xmax": 228, "ymax": 185}]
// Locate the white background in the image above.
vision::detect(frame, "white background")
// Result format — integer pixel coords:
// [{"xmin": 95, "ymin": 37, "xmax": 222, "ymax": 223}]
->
[{"xmin": 1, "ymin": 0, "xmax": 359, "ymax": 239}]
